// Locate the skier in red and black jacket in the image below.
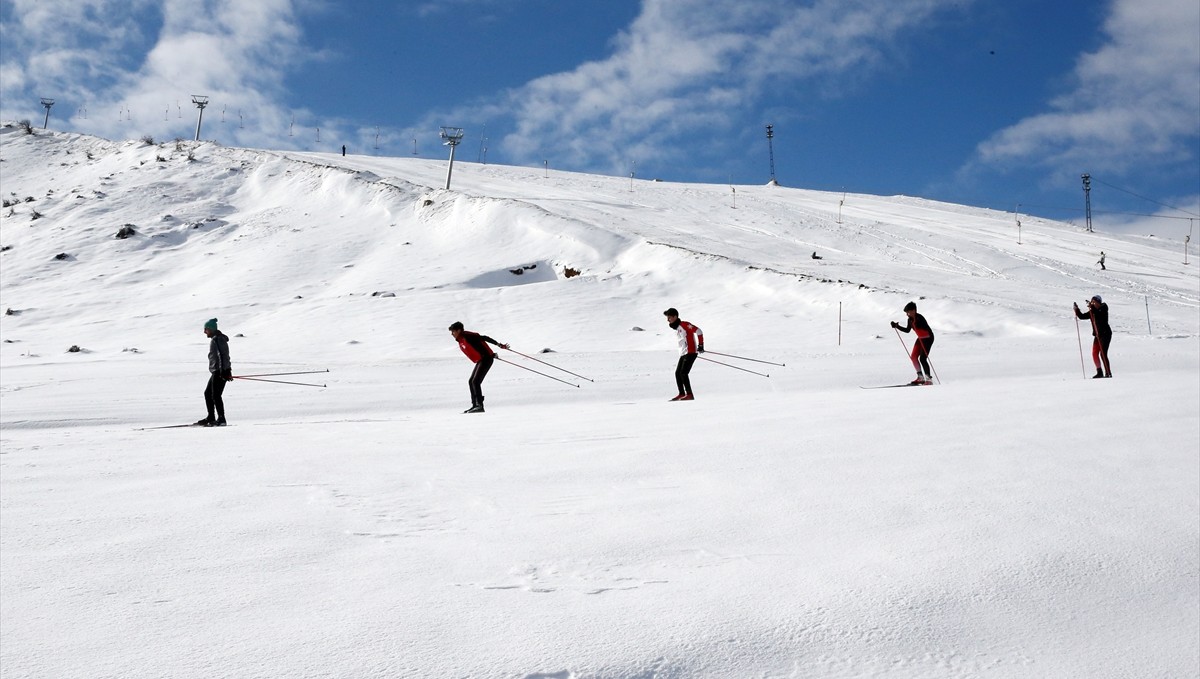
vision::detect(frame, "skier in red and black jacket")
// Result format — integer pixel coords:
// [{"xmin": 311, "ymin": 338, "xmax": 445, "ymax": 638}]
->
[
  {"xmin": 891, "ymin": 301, "xmax": 934, "ymax": 385},
  {"xmin": 664, "ymin": 307, "xmax": 704, "ymax": 400},
  {"xmin": 449, "ymin": 321, "xmax": 508, "ymax": 413}
]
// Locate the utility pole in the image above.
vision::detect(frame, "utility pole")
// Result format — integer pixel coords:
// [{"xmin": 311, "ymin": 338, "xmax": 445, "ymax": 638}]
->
[
  {"xmin": 440, "ymin": 127, "xmax": 464, "ymax": 190},
  {"xmin": 1081, "ymin": 173, "xmax": 1093, "ymax": 233},
  {"xmin": 191, "ymin": 95, "xmax": 209, "ymax": 141},
  {"xmin": 40, "ymin": 98, "xmax": 54, "ymax": 129},
  {"xmin": 765, "ymin": 124, "xmax": 778, "ymax": 185}
]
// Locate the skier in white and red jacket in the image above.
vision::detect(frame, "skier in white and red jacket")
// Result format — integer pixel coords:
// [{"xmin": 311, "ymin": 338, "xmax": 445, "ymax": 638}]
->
[{"xmin": 664, "ymin": 307, "xmax": 703, "ymax": 401}]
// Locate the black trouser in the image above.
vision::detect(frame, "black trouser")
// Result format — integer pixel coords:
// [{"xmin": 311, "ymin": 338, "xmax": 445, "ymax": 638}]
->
[
  {"xmin": 911, "ymin": 336, "xmax": 934, "ymax": 376},
  {"xmin": 204, "ymin": 373, "xmax": 227, "ymax": 422},
  {"xmin": 469, "ymin": 355, "xmax": 494, "ymax": 406},
  {"xmin": 675, "ymin": 353, "xmax": 697, "ymax": 395}
]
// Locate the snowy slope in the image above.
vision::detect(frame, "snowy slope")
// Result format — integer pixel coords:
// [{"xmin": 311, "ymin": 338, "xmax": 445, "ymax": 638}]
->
[{"xmin": 1, "ymin": 126, "xmax": 1197, "ymax": 678}]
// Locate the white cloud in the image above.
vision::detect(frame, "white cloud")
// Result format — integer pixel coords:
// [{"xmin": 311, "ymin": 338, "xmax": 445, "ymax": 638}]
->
[
  {"xmin": 439, "ymin": 0, "xmax": 972, "ymax": 174},
  {"xmin": 0, "ymin": 0, "xmax": 340, "ymax": 147},
  {"xmin": 974, "ymin": 0, "xmax": 1200, "ymax": 178}
]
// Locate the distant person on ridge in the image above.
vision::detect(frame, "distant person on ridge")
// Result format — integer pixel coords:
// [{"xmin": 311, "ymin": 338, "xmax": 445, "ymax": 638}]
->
[
  {"xmin": 1074, "ymin": 295, "xmax": 1112, "ymax": 378},
  {"xmin": 1098, "ymin": 251, "xmax": 1106, "ymax": 270},
  {"xmin": 449, "ymin": 321, "xmax": 508, "ymax": 413},
  {"xmin": 891, "ymin": 302, "xmax": 934, "ymax": 385},
  {"xmin": 664, "ymin": 307, "xmax": 703, "ymax": 401},
  {"xmin": 198, "ymin": 318, "xmax": 232, "ymax": 426}
]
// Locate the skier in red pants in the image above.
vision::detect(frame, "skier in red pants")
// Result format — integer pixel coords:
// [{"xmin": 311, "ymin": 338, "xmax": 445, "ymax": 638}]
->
[
  {"xmin": 891, "ymin": 302, "xmax": 934, "ymax": 385},
  {"xmin": 1074, "ymin": 295, "xmax": 1112, "ymax": 378}
]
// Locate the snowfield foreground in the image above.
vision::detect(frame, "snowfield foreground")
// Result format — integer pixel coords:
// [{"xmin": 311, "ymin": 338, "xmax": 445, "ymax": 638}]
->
[{"xmin": 2, "ymin": 126, "xmax": 1198, "ymax": 678}]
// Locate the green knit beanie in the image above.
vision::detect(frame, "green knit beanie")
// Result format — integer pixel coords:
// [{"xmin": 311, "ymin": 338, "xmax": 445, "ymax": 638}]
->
[{"xmin": 204, "ymin": 318, "xmax": 219, "ymax": 331}]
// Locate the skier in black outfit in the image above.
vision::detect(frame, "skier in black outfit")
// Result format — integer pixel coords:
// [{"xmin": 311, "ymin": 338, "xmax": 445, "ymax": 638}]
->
[
  {"xmin": 891, "ymin": 301, "xmax": 935, "ymax": 385},
  {"xmin": 449, "ymin": 321, "xmax": 508, "ymax": 413},
  {"xmin": 1075, "ymin": 295, "xmax": 1112, "ymax": 378},
  {"xmin": 198, "ymin": 318, "xmax": 232, "ymax": 426}
]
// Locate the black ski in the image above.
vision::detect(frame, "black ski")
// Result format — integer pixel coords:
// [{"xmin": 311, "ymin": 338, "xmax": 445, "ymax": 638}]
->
[
  {"xmin": 860, "ymin": 383, "xmax": 929, "ymax": 389},
  {"xmin": 139, "ymin": 422, "xmax": 227, "ymax": 430}
]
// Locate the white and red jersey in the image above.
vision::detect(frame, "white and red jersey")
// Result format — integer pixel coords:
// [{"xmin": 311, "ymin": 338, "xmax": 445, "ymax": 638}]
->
[{"xmin": 673, "ymin": 320, "xmax": 703, "ymax": 355}]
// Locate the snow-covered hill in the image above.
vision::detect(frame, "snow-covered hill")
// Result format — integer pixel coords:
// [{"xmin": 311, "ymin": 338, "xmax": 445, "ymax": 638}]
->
[{"xmin": 2, "ymin": 126, "xmax": 1197, "ymax": 678}]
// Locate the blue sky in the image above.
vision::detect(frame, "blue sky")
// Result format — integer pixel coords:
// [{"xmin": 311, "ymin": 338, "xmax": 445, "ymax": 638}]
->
[{"xmin": 2, "ymin": 0, "xmax": 1197, "ymax": 236}]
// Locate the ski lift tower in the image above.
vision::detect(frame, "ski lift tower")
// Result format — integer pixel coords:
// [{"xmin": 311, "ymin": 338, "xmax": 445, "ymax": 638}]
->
[
  {"xmin": 440, "ymin": 126, "xmax": 465, "ymax": 190},
  {"xmin": 40, "ymin": 98, "xmax": 55, "ymax": 129},
  {"xmin": 191, "ymin": 95, "xmax": 209, "ymax": 141},
  {"xmin": 1081, "ymin": 173, "xmax": 1093, "ymax": 233},
  {"xmin": 765, "ymin": 124, "xmax": 779, "ymax": 186}
]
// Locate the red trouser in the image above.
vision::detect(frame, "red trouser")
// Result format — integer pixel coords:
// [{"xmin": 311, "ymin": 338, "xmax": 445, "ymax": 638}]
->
[
  {"xmin": 1092, "ymin": 335, "xmax": 1112, "ymax": 375},
  {"xmin": 910, "ymin": 336, "xmax": 934, "ymax": 375}
]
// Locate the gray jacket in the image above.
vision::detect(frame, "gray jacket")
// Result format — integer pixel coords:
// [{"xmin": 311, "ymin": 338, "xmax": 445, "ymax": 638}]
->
[{"xmin": 208, "ymin": 332, "xmax": 231, "ymax": 374}]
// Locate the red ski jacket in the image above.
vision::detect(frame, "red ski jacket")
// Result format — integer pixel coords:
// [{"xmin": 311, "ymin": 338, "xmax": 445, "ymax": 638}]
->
[{"xmin": 457, "ymin": 331, "xmax": 500, "ymax": 363}]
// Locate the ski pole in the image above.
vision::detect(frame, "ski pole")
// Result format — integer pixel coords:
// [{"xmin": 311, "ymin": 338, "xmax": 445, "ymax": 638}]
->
[
  {"xmin": 698, "ymin": 355, "xmax": 770, "ymax": 378},
  {"xmin": 1074, "ymin": 313, "xmax": 1087, "ymax": 378},
  {"xmin": 502, "ymin": 347, "xmax": 594, "ymax": 382},
  {"xmin": 700, "ymin": 350, "xmax": 785, "ymax": 367},
  {"xmin": 893, "ymin": 326, "xmax": 910, "ymax": 357},
  {"xmin": 233, "ymin": 376, "xmax": 326, "ymax": 388},
  {"xmin": 496, "ymin": 356, "xmax": 580, "ymax": 388},
  {"xmin": 233, "ymin": 370, "xmax": 329, "ymax": 378}
]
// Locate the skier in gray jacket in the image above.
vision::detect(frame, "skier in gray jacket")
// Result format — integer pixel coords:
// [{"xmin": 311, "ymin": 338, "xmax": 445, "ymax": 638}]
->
[{"xmin": 198, "ymin": 318, "xmax": 232, "ymax": 426}]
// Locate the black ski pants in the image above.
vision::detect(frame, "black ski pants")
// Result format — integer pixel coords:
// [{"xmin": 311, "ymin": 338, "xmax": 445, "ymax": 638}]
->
[
  {"xmin": 675, "ymin": 353, "xmax": 697, "ymax": 396},
  {"xmin": 204, "ymin": 373, "xmax": 227, "ymax": 422},
  {"xmin": 469, "ymin": 354, "xmax": 494, "ymax": 406}
]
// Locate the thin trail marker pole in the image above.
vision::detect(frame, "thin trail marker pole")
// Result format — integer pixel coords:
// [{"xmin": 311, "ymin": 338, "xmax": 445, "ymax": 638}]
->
[
  {"xmin": 496, "ymin": 356, "xmax": 580, "ymax": 388},
  {"xmin": 502, "ymin": 348, "xmax": 594, "ymax": 382},
  {"xmin": 700, "ymin": 350, "xmax": 785, "ymax": 367},
  {"xmin": 698, "ymin": 356, "xmax": 770, "ymax": 378},
  {"xmin": 233, "ymin": 376, "xmax": 326, "ymax": 388},
  {"xmin": 234, "ymin": 370, "xmax": 329, "ymax": 378},
  {"xmin": 838, "ymin": 302, "xmax": 842, "ymax": 346},
  {"xmin": 1144, "ymin": 296, "xmax": 1152, "ymax": 335},
  {"xmin": 1074, "ymin": 315, "xmax": 1087, "ymax": 378}
]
